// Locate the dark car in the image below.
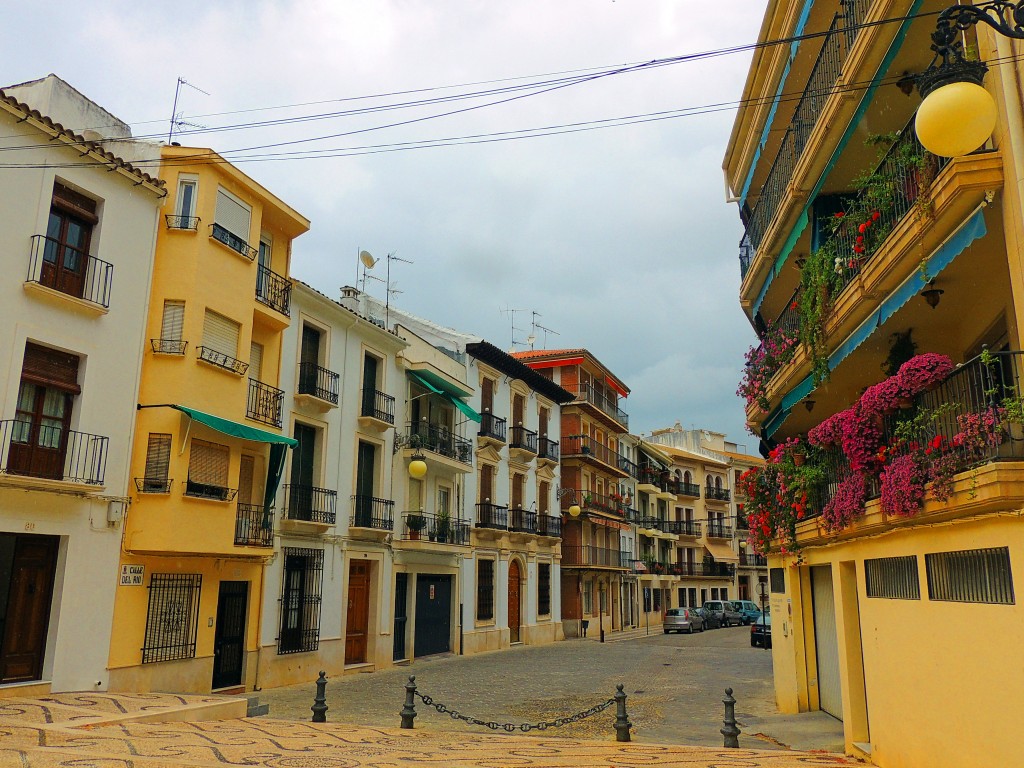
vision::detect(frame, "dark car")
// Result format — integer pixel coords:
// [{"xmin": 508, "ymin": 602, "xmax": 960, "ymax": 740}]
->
[
  {"xmin": 695, "ymin": 606, "xmax": 723, "ymax": 629},
  {"xmin": 750, "ymin": 613, "xmax": 772, "ymax": 648},
  {"xmin": 702, "ymin": 600, "xmax": 742, "ymax": 627}
]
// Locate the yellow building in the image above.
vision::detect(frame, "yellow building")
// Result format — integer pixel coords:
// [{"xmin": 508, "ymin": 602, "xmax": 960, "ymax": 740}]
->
[
  {"xmin": 726, "ymin": 2, "xmax": 1024, "ymax": 766},
  {"xmin": 109, "ymin": 146, "xmax": 308, "ymax": 693}
]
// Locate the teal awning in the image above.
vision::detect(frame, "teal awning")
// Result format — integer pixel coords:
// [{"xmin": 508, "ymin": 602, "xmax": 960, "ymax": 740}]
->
[
  {"xmin": 171, "ymin": 405, "xmax": 298, "ymax": 447},
  {"xmin": 408, "ymin": 371, "xmax": 481, "ymax": 423}
]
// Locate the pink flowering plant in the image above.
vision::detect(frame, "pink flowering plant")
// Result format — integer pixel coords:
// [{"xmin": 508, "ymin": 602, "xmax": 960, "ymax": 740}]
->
[
  {"xmin": 738, "ymin": 319, "xmax": 800, "ymax": 413},
  {"xmin": 897, "ymin": 353, "xmax": 956, "ymax": 396},
  {"xmin": 879, "ymin": 453, "xmax": 926, "ymax": 517},
  {"xmin": 822, "ymin": 471, "xmax": 869, "ymax": 532}
]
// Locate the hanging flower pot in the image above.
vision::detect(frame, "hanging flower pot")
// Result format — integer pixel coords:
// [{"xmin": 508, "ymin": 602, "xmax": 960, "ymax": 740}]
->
[
  {"xmin": 793, "ymin": 451, "xmax": 806, "ymax": 467},
  {"xmin": 898, "ymin": 396, "xmax": 914, "ymax": 409}
]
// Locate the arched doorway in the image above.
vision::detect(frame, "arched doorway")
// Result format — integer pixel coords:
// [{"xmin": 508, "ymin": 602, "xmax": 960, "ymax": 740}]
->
[{"xmin": 508, "ymin": 559, "xmax": 522, "ymax": 644}]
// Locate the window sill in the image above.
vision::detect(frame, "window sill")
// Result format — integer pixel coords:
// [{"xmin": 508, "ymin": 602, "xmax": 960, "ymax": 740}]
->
[
  {"xmin": 23, "ymin": 281, "xmax": 108, "ymax": 316},
  {"xmin": 0, "ymin": 472, "xmax": 106, "ymax": 495},
  {"xmin": 197, "ymin": 355, "xmax": 248, "ymax": 377}
]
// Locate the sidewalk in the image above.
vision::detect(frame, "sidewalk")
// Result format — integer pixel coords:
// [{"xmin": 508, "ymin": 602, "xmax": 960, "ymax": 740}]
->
[{"xmin": 0, "ymin": 692, "xmax": 858, "ymax": 768}]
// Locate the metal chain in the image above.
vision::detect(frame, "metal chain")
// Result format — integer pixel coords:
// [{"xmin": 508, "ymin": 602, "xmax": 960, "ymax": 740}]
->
[{"xmin": 414, "ymin": 691, "xmax": 615, "ymax": 733}]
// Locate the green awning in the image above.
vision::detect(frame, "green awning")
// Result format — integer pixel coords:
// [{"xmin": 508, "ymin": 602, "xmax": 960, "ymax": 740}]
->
[
  {"xmin": 172, "ymin": 405, "xmax": 298, "ymax": 447},
  {"xmin": 408, "ymin": 371, "xmax": 481, "ymax": 423}
]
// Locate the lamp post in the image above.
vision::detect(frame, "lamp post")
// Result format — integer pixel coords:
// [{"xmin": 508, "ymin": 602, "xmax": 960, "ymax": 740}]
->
[{"xmin": 915, "ymin": 2, "xmax": 1024, "ymax": 157}]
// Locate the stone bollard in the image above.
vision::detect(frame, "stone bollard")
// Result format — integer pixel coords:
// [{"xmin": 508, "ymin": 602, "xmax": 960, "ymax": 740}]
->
[
  {"xmin": 721, "ymin": 687, "xmax": 740, "ymax": 748},
  {"xmin": 400, "ymin": 675, "xmax": 418, "ymax": 729},
  {"xmin": 613, "ymin": 683, "xmax": 632, "ymax": 742},
  {"xmin": 311, "ymin": 671, "xmax": 328, "ymax": 723}
]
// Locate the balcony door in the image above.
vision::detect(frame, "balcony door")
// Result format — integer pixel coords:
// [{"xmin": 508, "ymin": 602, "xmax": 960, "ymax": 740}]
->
[
  {"xmin": 299, "ymin": 325, "xmax": 321, "ymax": 394},
  {"xmin": 290, "ymin": 424, "xmax": 317, "ymax": 520},
  {"xmin": 361, "ymin": 354, "xmax": 378, "ymax": 417},
  {"xmin": 43, "ymin": 187, "xmax": 95, "ymax": 299},
  {"xmin": 354, "ymin": 441, "xmax": 376, "ymax": 526}
]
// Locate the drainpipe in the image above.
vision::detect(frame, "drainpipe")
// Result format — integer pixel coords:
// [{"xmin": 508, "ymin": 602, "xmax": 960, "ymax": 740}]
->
[{"xmin": 993, "ymin": 34, "xmax": 1024, "ymax": 344}]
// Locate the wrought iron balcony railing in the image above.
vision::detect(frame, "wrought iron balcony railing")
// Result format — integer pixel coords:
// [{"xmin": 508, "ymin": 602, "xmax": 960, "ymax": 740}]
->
[
  {"xmin": 283, "ymin": 484, "xmax": 337, "ymax": 524},
  {"xmin": 361, "ymin": 388, "xmax": 396, "ymax": 425},
  {"xmin": 135, "ymin": 476, "xmax": 172, "ymax": 493},
  {"xmin": 561, "ymin": 545, "xmax": 627, "ymax": 569},
  {"xmin": 1, "ymin": 420, "xmax": 108, "ymax": 485},
  {"xmin": 476, "ymin": 501, "xmax": 508, "ymax": 530},
  {"xmin": 617, "ymin": 454, "xmax": 639, "ymax": 478},
  {"xmin": 706, "ymin": 487, "xmax": 732, "ymax": 502},
  {"xmin": 739, "ymin": 554, "xmax": 768, "ymax": 567},
  {"xmin": 197, "ymin": 346, "xmax": 248, "ymax": 376},
  {"xmin": 676, "ymin": 481, "xmax": 701, "ymax": 498},
  {"xmin": 247, "ymin": 379, "xmax": 284, "ymax": 427},
  {"xmin": 664, "ymin": 519, "xmax": 702, "ymax": 537},
  {"xmin": 538, "ymin": 436, "xmax": 560, "ymax": 461},
  {"xmin": 558, "ymin": 489, "xmax": 626, "ymax": 517},
  {"xmin": 350, "ymin": 495, "xmax": 394, "ymax": 530},
  {"xmin": 184, "ymin": 480, "xmax": 237, "ymax": 502},
  {"xmin": 297, "ymin": 362, "xmax": 340, "ymax": 404},
  {"xmin": 478, "ymin": 412, "xmax": 507, "ymax": 442},
  {"xmin": 509, "ymin": 426, "xmax": 538, "ymax": 453},
  {"xmin": 509, "ymin": 508, "xmax": 537, "ymax": 533},
  {"xmin": 706, "ymin": 523, "xmax": 734, "ymax": 539},
  {"xmin": 27, "ymin": 234, "xmax": 113, "ymax": 309},
  {"xmin": 400, "ymin": 511, "xmax": 470, "ymax": 545},
  {"xmin": 563, "ymin": 435, "xmax": 623, "ymax": 470},
  {"xmin": 407, "ymin": 422, "xmax": 472, "ymax": 465},
  {"xmin": 536, "ymin": 514, "xmax": 562, "ymax": 537},
  {"xmin": 166, "ymin": 214, "xmax": 200, "ymax": 230},
  {"xmin": 151, "ymin": 338, "xmax": 187, "ymax": 355},
  {"xmin": 210, "ymin": 223, "xmax": 257, "ymax": 260},
  {"xmin": 565, "ymin": 382, "xmax": 629, "ymax": 429},
  {"xmin": 255, "ymin": 264, "xmax": 291, "ymax": 315},
  {"xmin": 234, "ymin": 503, "xmax": 274, "ymax": 547}
]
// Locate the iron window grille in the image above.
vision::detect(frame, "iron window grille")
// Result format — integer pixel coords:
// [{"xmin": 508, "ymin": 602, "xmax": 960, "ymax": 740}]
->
[
  {"xmin": 477, "ymin": 559, "xmax": 495, "ymax": 621},
  {"xmin": 141, "ymin": 573, "xmax": 202, "ymax": 663},
  {"xmin": 926, "ymin": 547, "xmax": 1015, "ymax": 605},
  {"xmin": 538, "ymin": 563, "xmax": 551, "ymax": 616},
  {"xmin": 865, "ymin": 556, "xmax": 920, "ymax": 600},
  {"xmin": 278, "ymin": 547, "xmax": 324, "ymax": 653}
]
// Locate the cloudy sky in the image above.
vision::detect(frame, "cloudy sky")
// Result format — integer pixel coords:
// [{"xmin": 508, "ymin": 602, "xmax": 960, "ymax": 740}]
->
[{"xmin": 7, "ymin": 0, "xmax": 766, "ymax": 448}]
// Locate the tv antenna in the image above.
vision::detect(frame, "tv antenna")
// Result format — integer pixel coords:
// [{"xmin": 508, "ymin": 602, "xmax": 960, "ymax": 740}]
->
[
  {"xmin": 385, "ymin": 252, "xmax": 413, "ymax": 327},
  {"xmin": 501, "ymin": 307, "xmax": 533, "ymax": 351},
  {"xmin": 168, "ymin": 77, "xmax": 210, "ymax": 144},
  {"xmin": 532, "ymin": 313, "xmax": 559, "ymax": 349}
]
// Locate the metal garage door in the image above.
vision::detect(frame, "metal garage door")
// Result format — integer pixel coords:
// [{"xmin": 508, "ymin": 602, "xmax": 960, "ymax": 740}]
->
[
  {"xmin": 414, "ymin": 574, "xmax": 452, "ymax": 657},
  {"xmin": 811, "ymin": 565, "xmax": 843, "ymax": 720}
]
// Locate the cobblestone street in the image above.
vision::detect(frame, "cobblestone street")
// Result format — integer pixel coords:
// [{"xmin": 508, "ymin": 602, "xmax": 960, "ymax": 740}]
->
[{"xmin": 259, "ymin": 626, "xmax": 783, "ymax": 748}]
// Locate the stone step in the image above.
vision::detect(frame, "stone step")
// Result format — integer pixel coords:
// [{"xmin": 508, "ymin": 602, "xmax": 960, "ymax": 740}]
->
[{"xmin": 246, "ymin": 694, "xmax": 269, "ymax": 718}]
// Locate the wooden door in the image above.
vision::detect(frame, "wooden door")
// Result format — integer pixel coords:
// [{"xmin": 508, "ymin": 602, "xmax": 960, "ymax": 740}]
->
[
  {"xmin": 299, "ymin": 325, "xmax": 321, "ymax": 393},
  {"xmin": 354, "ymin": 442, "xmax": 376, "ymax": 526},
  {"xmin": 0, "ymin": 535, "xmax": 59, "ymax": 684},
  {"xmin": 9, "ymin": 384, "xmax": 72, "ymax": 481},
  {"xmin": 361, "ymin": 354, "xmax": 378, "ymax": 417},
  {"xmin": 345, "ymin": 561, "xmax": 371, "ymax": 664},
  {"xmin": 212, "ymin": 581, "xmax": 248, "ymax": 690},
  {"xmin": 508, "ymin": 560, "xmax": 522, "ymax": 644},
  {"xmin": 42, "ymin": 207, "xmax": 90, "ymax": 299}
]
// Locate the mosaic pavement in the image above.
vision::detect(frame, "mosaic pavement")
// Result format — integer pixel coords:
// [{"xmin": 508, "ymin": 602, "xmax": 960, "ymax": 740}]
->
[{"xmin": 0, "ymin": 693, "xmax": 858, "ymax": 768}]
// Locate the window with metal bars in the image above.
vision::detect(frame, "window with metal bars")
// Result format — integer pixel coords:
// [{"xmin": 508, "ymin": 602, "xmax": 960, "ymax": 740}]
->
[
  {"xmin": 538, "ymin": 563, "xmax": 551, "ymax": 616},
  {"xmin": 186, "ymin": 439, "xmax": 233, "ymax": 500},
  {"xmin": 140, "ymin": 433, "xmax": 172, "ymax": 493},
  {"xmin": 926, "ymin": 547, "xmax": 1014, "ymax": 605},
  {"xmin": 476, "ymin": 559, "xmax": 494, "ymax": 621},
  {"xmin": 770, "ymin": 567, "xmax": 785, "ymax": 594},
  {"xmin": 141, "ymin": 573, "xmax": 202, "ymax": 663},
  {"xmin": 278, "ymin": 547, "xmax": 324, "ymax": 653},
  {"xmin": 865, "ymin": 556, "xmax": 920, "ymax": 599}
]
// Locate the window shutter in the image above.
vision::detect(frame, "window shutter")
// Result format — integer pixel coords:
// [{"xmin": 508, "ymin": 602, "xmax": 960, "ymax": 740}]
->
[
  {"xmin": 188, "ymin": 439, "xmax": 229, "ymax": 486},
  {"xmin": 145, "ymin": 434, "xmax": 172, "ymax": 480},
  {"xmin": 249, "ymin": 342, "xmax": 264, "ymax": 382},
  {"xmin": 21, "ymin": 342, "xmax": 81, "ymax": 393},
  {"xmin": 202, "ymin": 310, "xmax": 239, "ymax": 357},
  {"xmin": 215, "ymin": 188, "xmax": 251, "ymax": 241},
  {"xmin": 52, "ymin": 182, "xmax": 98, "ymax": 223},
  {"xmin": 238, "ymin": 455, "xmax": 255, "ymax": 505},
  {"xmin": 161, "ymin": 301, "xmax": 185, "ymax": 341}
]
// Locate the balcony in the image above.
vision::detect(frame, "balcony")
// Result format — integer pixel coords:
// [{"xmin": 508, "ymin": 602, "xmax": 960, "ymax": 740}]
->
[
  {"xmin": 559, "ymin": 489, "xmax": 625, "ymax": 518},
  {"xmin": 636, "ymin": 465, "xmax": 665, "ymax": 494},
  {"xmin": 703, "ymin": 561, "xmax": 736, "ymax": 578},
  {"xmin": 135, "ymin": 476, "xmax": 172, "ymax": 494},
  {"xmin": 561, "ymin": 545, "xmax": 628, "ymax": 569},
  {"xmin": 407, "ymin": 422, "xmax": 472, "ymax": 467},
  {"xmin": 166, "ymin": 214, "xmax": 199, "ymax": 230},
  {"xmin": 509, "ymin": 508, "xmax": 536, "ymax": 533},
  {"xmin": 297, "ymin": 362, "xmax": 340, "ymax": 406},
  {"xmin": 538, "ymin": 437, "xmax": 559, "ymax": 463},
  {"xmin": 151, "ymin": 338, "xmax": 187, "ymax": 355},
  {"xmin": 359, "ymin": 388, "xmax": 396, "ymax": 431},
  {"xmin": 562, "ymin": 435, "xmax": 629, "ymax": 477},
  {"xmin": 26, "ymin": 234, "xmax": 113, "ymax": 311},
  {"xmin": 0, "ymin": 421, "xmax": 108, "ymax": 488},
  {"xmin": 706, "ymin": 522, "xmax": 734, "ymax": 539},
  {"xmin": 566, "ymin": 382, "xmax": 629, "ymax": 431},
  {"xmin": 399, "ymin": 511, "xmax": 470, "ymax": 545},
  {"xmin": 476, "ymin": 501, "xmax": 508, "ymax": 531},
  {"xmin": 617, "ymin": 455, "xmax": 639, "ymax": 478},
  {"xmin": 282, "ymin": 484, "xmax": 337, "ymax": 525},
  {"xmin": 706, "ymin": 487, "xmax": 731, "ymax": 503},
  {"xmin": 509, "ymin": 426, "xmax": 538, "ymax": 461},
  {"xmin": 255, "ymin": 264, "xmax": 291, "ymax": 316},
  {"xmin": 197, "ymin": 346, "xmax": 248, "ymax": 376},
  {"xmin": 210, "ymin": 222, "xmax": 257, "ymax": 260},
  {"xmin": 234, "ymin": 503, "xmax": 274, "ymax": 547},
  {"xmin": 350, "ymin": 495, "xmax": 395, "ymax": 531},
  {"xmin": 635, "ymin": 557, "xmax": 672, "ymax": 576},
  {"xmin": 247, "ymin": 379, "xmax": 284, "ymax": 428},
  {"xmin": 739, "ymin": 554, "xmax": 768, "ymax": 568},
  {"xmin": 664, "ymin": 520, "xmax": 702, "ymax": 537},
  {"xmin": 536, "ymin": 514, "xmax": 562, "ymax": 538},
  {"xmin": 184, "ymin": 479, "xmax": 237, "ymax": 502},
  {"xmin": 676, "ymin": 481, "xmax": 701, "ymax": 498},
  {"xmin": 478, "ymin": 412, "xmax": 507, "ymax": 444}
]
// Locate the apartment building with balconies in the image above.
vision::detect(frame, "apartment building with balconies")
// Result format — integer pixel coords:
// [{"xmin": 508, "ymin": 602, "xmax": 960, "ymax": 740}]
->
[
  {"xmin": 726, "ymin": 2, "xmax": 1024, "ymax": 764},
  {"xmin": 512, "ymin": 349, "xmax": 631, "ymax": 639},
  {"xmin": 108, "ymin": 143, "xmax": 309, "ymax": 693},
  {"xmin": 0, "ymin": 76, "xmax": 165, "ymax": 693}
]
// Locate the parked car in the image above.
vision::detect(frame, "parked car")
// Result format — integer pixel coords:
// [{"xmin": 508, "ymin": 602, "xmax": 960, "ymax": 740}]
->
[
  {"xmin": 732, "ymin": 600, "xmax": 763, "ymax": 625},
  {"xmin": 750, "ymin": 613, "xmax": 772, "ymax": 648},
  {"xmin": 694, "ymin": 606, "xmax": 723, "ymax": 629},
  {"xmin": 703, "ymin": 600, "xmax": 743, "ymax": 627},
  {"xmin": 663, "ymin": 607, "xmax": 704, "ymax": 634}
]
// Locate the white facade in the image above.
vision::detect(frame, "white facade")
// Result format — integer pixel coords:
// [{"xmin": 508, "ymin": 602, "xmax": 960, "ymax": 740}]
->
[{"xmin": 0, "ymin": 77, "xmax": 164, "ymax": 691}]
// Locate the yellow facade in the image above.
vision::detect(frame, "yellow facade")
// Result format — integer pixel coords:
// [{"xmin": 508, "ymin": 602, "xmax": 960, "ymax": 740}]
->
[
  {"xmin": 726, "ymin": 2, "xmax": 1024, "ymax": 766},
  {"xmin": 109, "ymin": 147, "xmax": 308, "ymax": 693}
]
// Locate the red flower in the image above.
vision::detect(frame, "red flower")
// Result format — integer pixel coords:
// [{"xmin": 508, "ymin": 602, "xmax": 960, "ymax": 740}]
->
[
  {"xmin": 853, "ymin": 245, "xmax": 865, "ymax": 254},
  {"xmin": 834, "ymin": 212, "xmax": 846, "ymax": 219},
  {"xmin": 858, "ymin": 222, "xmax": 868, "ymax": 234},
  {"xmin": 872, "ymin": 210, "xmax": 881, "ymax": 221},
  {"xmin": 790, "ymin": 301, "xmax": 798, "ymax": 310},
  {"xmin": 856, "ymin": 235, "xmax": 864, "ymax": 244}
]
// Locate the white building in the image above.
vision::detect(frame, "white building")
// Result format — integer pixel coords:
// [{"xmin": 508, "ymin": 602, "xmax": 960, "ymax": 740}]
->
[{"xmin": 0, "ymin": 77, "xmax": 164, "ymax": 691}]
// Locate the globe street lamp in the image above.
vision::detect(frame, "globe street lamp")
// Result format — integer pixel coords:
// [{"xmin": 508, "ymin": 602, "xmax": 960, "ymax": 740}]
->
[{"xmin": 915, "ymin": 2, "xmax": 1024, "ymax": 157}]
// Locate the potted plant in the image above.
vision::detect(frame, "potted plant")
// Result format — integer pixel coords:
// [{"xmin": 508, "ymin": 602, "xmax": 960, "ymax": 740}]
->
[
  {"xmin": 406, "ymin": 513, "xmax": 426, "ymax": 540},
  {"xmin": 435, "ymin": 510, "xmax": 450, "ymax": 543}
]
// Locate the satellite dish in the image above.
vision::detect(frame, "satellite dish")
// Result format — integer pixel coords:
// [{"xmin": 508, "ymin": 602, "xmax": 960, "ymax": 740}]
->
[
  {"xmin": 526, "ymin": 334, "xmax": 536, "ymax": 345},
  {"xmin": 359, "ymin": 250, "xmax": 377, "ymax": 269}
]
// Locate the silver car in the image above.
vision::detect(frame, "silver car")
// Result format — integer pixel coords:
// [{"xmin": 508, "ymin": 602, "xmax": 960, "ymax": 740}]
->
[{"xmin": 663, "ymin": 607, "xmax": 705, "ymax": 634}]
